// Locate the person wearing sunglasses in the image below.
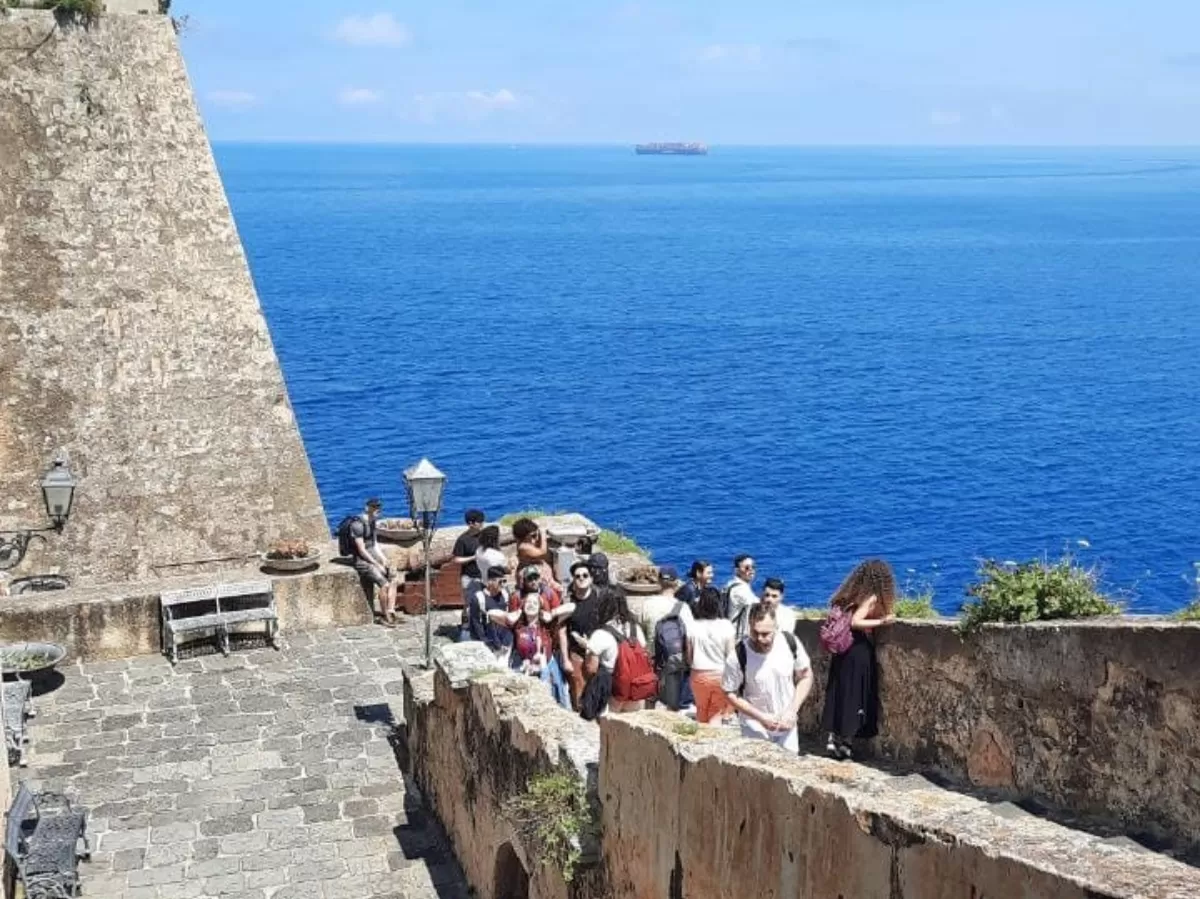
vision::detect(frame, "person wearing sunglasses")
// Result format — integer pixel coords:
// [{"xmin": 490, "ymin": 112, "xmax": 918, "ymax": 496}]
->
[
  {"xmin": 558, "ymin": 560, "xmax": 601, "ymax": 709},
  {"xmin": 722, "ymin": 554, "xmax": 759, "ymax": 640}
]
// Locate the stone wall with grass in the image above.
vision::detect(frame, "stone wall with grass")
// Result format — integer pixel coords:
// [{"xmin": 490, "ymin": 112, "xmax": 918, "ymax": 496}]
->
[
  {"xmin": 403, "ymin": 646, "xmax": 1200, "ymax": 899},
  {"xmin": 795, "ymin": 617, "xmax": 1200, "ymax": 859},
  {"xmin": 0, "ymin": 8, "xmax": 328, "ymax": 588},
  {"xmin": 402, "ymin": 643, "xmax": 606, "ymax": 899}
]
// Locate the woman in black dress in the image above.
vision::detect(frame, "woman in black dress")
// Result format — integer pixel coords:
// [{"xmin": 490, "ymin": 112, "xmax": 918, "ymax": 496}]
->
[{"xmin": 821, "ymin": 559, "xmax": 896, "ymax": 759}]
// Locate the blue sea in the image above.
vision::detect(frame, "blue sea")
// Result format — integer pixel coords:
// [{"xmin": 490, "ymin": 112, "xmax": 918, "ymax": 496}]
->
[{"xmin": 215, "ymin": 145, "xmax": 1200, "ymax": 614}]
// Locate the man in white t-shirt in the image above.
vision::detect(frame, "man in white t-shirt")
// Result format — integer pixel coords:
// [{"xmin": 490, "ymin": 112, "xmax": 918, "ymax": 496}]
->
[
  {"xmin": 758, "ymin": 577, "xmax": 796, "ymax": 636},
  {"xmin": 721, "ymin": 603, "xmax": 813, "ymax": 752}
]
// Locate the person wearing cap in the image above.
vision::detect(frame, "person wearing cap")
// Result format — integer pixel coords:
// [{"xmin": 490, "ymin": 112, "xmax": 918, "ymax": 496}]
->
[
  {"xmin": 350, "ymin": 498, "xmax": 398, "ymax": 626},
  {"xmin": 470, "ymin": 565, "xmax": 514, "ymax": 663},
  {"xmin": 509, "ymin": 564, "xmax": 564, "ymax": 615}
]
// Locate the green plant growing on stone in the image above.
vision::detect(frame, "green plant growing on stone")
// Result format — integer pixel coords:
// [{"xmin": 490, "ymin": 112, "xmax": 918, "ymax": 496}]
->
[
  {"xmin": 14, "ymin": 0, "xmax": 103, "ymax": 22},
  {"xmin": 894, "ymin": 591, "xmax": 938, "ymax": 619},
  {"xmin": 503, "ymin": 772, "xmax": 593, "ymax": 883},
  {"xmin": 959, "ymin": 555, "xmax": 1119, "ymax": 633},
  {"xmin": 673, "ymin": 721, "xmax": 699, "ymax": 737},
  {"xmin": 595, "ymin": 527, "xmax": 649, "ymax": 558}
]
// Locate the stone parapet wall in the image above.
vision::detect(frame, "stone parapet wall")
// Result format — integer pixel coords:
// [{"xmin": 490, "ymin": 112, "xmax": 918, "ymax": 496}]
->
[
  {"xmin": 403, "ymin": 643, "xmax": 603, "ymax": 899},
  {"xmin": 0, "ymin": 10, "xmax": 328, "ymax": 588},
  {"xmin": 0, "ymin": 561, "xmax": 372, "ymax": 660},
  {"xmin": 402, "ymin": 651, "xmax": 1200, "ymax": 899},
  {"xmin": 794, "ymin": 618, "xmax": 1200, "ymax": 858},
  {"xmin": 598, "ymin": 712, "xmax": 1200, "ymax": 899}
]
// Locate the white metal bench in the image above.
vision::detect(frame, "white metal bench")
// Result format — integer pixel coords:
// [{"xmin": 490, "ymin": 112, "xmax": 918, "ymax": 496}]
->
[{"xmin": 160, "ymin": 581, "xmax": 279, "ymax": 664}]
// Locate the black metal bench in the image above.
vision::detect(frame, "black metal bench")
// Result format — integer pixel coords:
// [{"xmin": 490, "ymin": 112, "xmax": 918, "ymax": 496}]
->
[
  {"xmin": 160, "ymin": 580, "xmax": 279, "ymax": 664},
  {"xmin": 5, "ymin": 783, "xmax": 90, "ymax": 898}
]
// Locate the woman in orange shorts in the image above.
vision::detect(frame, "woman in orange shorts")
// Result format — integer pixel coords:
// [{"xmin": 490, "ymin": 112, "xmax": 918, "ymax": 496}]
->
[{"xmin": 687, "ymin": 586, "xmax": 736, "ymax": 724}]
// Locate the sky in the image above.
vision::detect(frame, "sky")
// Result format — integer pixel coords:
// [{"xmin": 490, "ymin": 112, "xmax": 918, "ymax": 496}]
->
[{"xmin": 174, "ymin": 1, "xmax": 1200, "ymax": 145}]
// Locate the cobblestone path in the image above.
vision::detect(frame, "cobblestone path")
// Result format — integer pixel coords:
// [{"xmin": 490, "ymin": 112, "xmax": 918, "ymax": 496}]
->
[{"xmin": 19, "ymin": 613, "xmax": 467, "ymax": 899}]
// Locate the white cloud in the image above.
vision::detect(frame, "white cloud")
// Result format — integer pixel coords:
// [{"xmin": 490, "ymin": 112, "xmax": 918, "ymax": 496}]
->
[
  {"xmin": 930, "ymin": 108, "xmax": 963, "ymax": 127},
  {"xmin": 694, "ymin": 43, "xmax": 762, "ymax": 65},
  {"xmin": 208, "ymin": 90, "xmax": 257, "ymax": 108},
  {"xmin": 410, "ymin": 89, "xmax": 523, "ymax": 123},
  {"xmin": 339, "ymin": 88, "xmax": 383, "ymax": 106},
  {"xmin": 465, "ymin": 88, "xmax": 518, "ymax": 110},
  {"xmin": 332, "ymin": 13, "xmax": 411, "ymax": 48}
]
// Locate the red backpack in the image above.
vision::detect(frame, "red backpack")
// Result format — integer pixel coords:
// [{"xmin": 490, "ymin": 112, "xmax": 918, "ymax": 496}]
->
[
  {"xmin": 607, "ymin": 625, "xmax": 658, "ymax": 702},
  {"xmin": 819, "ymin": 606, "xmax": 854, "ymax": 655}
]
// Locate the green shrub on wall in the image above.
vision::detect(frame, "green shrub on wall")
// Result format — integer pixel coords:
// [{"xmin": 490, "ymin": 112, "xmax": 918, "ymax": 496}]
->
[
  {"xmin": 959, "ymin": 556, "xmax": 1119, "ymax": 633},
  {"xmin": 502, "ymin": 772, "xmax": 594, "ymax": 883},
  {"xmin": 894, "ymin": 591, "xmax": 938, "ymax": 619}
]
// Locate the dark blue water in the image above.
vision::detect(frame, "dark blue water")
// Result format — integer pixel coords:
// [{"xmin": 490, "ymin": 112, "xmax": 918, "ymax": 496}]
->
[{"xmin": 216, "ymin": 145, "xmax": 1200, "ymax": 614}]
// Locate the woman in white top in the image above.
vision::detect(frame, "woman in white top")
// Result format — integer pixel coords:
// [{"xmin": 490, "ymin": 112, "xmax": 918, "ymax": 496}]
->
[
  {"xmin": 584, "ymin": 588, "xmax": 648, "ymax": 716},
  {"xmin": 473, "ymin": 526, "xmax": 508, "ymax": 589},
  {"xmin": 687, "ymin": 586, "xmax": 736, "ymax": 724}
]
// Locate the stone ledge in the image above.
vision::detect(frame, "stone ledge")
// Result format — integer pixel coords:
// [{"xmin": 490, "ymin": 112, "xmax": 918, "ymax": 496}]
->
[
  {"xmin": 0, "ymin": 560, "xmax": 372, "ymax": 661},
  {"xmin": 601, "ymin": 712, "xmax": 1200, "ymax": 899},
  {"xmin": 795, "ymin": 617, "xmax": 1200, "ymax": 860}
]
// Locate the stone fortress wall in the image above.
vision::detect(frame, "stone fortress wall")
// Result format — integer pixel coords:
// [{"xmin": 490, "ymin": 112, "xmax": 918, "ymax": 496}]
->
[
  {"xmin": 405, "ymin": 642, "xmax": 1200, "ymax": 899},
  {"xmin": 795, "ymin": 618, "xmax": 1200, "ymax": 861},
  {"xmin": 0, "ymin": 5, "xmax": 329, "ymax": 589}
]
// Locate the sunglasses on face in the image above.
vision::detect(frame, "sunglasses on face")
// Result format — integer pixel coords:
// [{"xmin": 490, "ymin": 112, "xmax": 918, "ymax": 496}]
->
[{"xmin": 573, "ymin": 572, "xmax": 591, "ymax": 581}]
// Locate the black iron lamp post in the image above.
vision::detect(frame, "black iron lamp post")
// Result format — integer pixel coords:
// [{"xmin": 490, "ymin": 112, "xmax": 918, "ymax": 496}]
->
[
  {"xmin": 0, "ymin": 452, "xmax": 78, "ymax": 571},
  {"xmin": 404, "ymin": 458, "xmax": 447, "ymax": 669}
]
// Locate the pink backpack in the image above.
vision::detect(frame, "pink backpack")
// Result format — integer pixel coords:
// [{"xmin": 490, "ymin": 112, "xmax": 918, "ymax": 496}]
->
[{"xmin": 819, "ymin": 606, "xmax": 854, "ymax": 655}]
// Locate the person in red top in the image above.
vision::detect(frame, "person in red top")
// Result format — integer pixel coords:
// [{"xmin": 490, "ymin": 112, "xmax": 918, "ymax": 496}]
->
[{"xmin": 496, "ymin": 591, "xmax": 571, "ymax": 709}]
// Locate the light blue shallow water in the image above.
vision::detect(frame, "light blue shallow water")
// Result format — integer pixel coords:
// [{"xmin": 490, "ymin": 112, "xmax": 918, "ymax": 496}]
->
[{"xmin": 215, "ymin": 145, "xmax": 1200, "ymax": 614}]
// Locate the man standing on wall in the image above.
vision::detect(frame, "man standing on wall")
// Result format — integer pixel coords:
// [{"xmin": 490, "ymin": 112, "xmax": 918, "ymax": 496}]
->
[
  {"xmin": 349, "ymin": 498, "xmax": 398, "ymax": 626},
  {"xmin": 722, "ymin": 604, "xmax": 812, "ymax": 753},
  {"xmin": 723, "ymin": 554, "xmax": 758, "ymax": 639}
]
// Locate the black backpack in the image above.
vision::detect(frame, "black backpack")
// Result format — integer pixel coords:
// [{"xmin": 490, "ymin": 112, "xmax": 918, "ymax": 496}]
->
[
  {"xmin": 734, "ymin": 632, "xmax": 798, "ymax": 696},
  {"xmin": 336, "ymin": 514, "xmax": 363, "ymax": 558}
]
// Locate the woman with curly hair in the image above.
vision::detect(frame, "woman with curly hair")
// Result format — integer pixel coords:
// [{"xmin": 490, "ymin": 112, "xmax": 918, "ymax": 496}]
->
[
  {"xmin": 511, "ymin": 517, "xmax": 561, "ymax": 592},
  {"xmin": 821, "ymin": 558, "xmax": 896, "ymax": 759}
]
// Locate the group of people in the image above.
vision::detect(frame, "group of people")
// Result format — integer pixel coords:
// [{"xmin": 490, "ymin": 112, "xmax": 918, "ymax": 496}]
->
[
  {"xmin": 341, "ymin": 502, "xmax": 897, "ymax": 758},
  {"xmin": 443, "ymin": 511, "xmax": 898, "ymax": 758}
]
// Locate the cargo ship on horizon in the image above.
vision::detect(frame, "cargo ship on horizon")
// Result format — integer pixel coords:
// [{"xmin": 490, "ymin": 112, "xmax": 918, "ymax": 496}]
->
[{"xmin": 635, "ymin": 142, "xmax": 708, "ymax": 156}]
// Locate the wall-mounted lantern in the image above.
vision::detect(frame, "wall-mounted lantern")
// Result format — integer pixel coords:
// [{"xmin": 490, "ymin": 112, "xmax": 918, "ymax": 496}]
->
[{"xmin": 0, "ymin": 452, "xmax": 78, "ymax": 571}]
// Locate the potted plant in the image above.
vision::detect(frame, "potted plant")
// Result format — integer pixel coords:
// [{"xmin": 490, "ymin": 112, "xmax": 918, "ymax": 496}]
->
[{"xmin": 262, "ymin": 538, "xmax": 321, "ymax": 573}]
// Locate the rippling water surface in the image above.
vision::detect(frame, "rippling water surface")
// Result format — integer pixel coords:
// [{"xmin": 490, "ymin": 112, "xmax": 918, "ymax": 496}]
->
[{"xmin": 216, "ymin": 145, "xmax": 1200, "ymax": 613}]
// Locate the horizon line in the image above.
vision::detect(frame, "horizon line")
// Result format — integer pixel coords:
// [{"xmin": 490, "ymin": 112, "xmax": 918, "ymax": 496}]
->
[{"xmin": 207, "ymin": 139, "xmax": 1200, "ymax": 150}]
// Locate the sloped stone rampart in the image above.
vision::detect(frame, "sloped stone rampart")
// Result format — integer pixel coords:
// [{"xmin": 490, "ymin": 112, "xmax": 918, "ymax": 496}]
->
[
  {"xmin": 598, "ymin": 712, "xmax": 1200, "ymax": 899},
  {"xmin": 795, "ymin": 618, "xmax": 1200, "ymax": 858},
  {"xmin": 0, "ymin": 10, "xmax": 327, "ymax": 587}
]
